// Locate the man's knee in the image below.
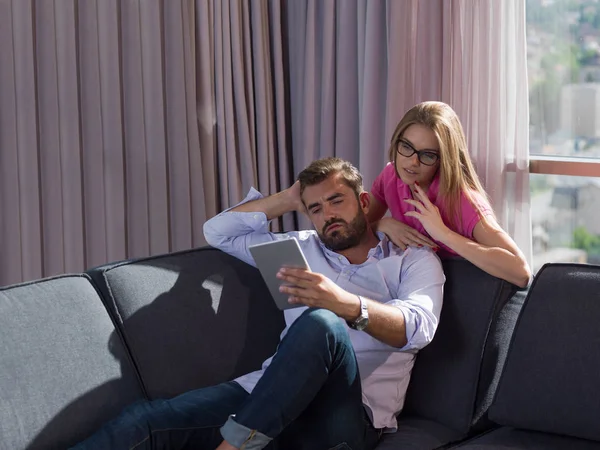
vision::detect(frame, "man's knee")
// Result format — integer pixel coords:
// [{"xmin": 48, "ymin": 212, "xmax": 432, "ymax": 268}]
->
[{"xmin": 296, "ymin": 308, "xmax": 348, "ymax": 338}]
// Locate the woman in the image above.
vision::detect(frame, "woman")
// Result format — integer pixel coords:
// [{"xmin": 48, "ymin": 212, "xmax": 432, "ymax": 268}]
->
[{"xmin": 368, "ymin": 101, "xmax": 531, "ymax": 287}]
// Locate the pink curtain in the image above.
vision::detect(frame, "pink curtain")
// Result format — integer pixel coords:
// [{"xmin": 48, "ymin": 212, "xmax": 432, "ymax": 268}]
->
[
  {"xmin": 440, "ymin": 0, "xmax": 532, "ymax": 264},
  {"xmin": 0, "ymin": 0, "xmax": 292, "ymax": 285},
  {"xmin": 286, "ymin": 0, "xmax": 532, "ymax": 262},
  {"xmin": 0, "ymin": 0, "xmax": 530, "ymax": 286}
]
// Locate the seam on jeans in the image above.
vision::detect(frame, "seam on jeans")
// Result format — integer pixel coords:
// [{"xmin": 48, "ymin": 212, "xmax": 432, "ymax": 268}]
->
[
  {"xmin": 129, "ymin": 436, "xmax": 150, "ymax": 450},
  {"xmin": 128, "ymin": 425, "xmax": 223, "ymax": 450}
]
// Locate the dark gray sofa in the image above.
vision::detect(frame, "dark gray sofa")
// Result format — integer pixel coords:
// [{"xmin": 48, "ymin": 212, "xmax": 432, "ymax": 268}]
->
[{"xmin": 1, "ymin": 247, "xmax": 599, "ymax": 449}]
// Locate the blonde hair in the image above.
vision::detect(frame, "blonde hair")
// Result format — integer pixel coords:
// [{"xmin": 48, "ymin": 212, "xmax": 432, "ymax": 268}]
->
[{"xmin": 388, "ymin": 101, "xmax": 492, "ymax": 233}]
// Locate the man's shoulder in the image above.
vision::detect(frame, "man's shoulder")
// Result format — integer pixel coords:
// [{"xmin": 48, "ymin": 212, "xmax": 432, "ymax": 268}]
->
[{"xmin": 386, "ymin": 245, "xmax": 443, "ymax": 267}]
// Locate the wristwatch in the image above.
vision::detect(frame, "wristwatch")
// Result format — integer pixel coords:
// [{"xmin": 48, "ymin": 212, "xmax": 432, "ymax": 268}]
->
[{"xmin": 348, "ymin": 295, "xmax": 369, "ymax": 331}]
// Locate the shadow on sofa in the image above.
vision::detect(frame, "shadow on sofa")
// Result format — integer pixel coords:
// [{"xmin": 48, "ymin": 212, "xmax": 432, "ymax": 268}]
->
[
  {"xmin": 5, "ymin": 248, "xmax": 283, "ymax": 450},
  {"xmin": 86, "ymin": 248, "xmax": 285, "ymax": 399}
]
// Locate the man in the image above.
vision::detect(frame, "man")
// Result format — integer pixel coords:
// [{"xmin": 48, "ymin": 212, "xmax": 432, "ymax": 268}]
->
[{"xmin": 72, "ymin": 157, "xmax": 444, "ymax": 450}]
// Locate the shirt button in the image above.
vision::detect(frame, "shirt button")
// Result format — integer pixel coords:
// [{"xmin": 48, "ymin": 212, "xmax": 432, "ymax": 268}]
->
[{"xmin": 253, "ymin": 214, "xmax": 260, "ymax": 220}]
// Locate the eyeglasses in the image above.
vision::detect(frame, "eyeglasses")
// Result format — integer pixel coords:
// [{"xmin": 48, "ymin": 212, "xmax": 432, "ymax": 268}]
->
[{"xmin": 396, "ymin": 139, "xmax": 440, "ymax": 166}]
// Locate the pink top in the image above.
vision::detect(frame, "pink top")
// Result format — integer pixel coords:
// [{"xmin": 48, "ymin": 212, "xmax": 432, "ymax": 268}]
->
[{"xmin": 371, "ymin": 163, "xmax": 492, "ymax": 257}]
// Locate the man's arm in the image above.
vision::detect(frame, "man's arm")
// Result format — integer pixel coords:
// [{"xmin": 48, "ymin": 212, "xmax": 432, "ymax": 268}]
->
[
  {"xmin": 203, "ymin": 182, "xmax": 304, "ymax": 265},
  {"xmin": 277, "ymin": 249, "xmax": 445, "ymax": 349},
  {"xmin": 228, "ymin": 181, "xmax": 304, "ymax": 219}
]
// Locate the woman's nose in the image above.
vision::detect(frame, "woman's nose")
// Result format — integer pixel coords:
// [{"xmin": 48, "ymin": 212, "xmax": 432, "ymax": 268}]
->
[{"xmin": 408, "ymin": 152, "xmax": 420, "ymax": 165}]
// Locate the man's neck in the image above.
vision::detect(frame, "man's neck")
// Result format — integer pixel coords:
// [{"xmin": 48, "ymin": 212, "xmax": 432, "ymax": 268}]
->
[{"xmin": 336, "ymin": 230, "xmax": 380, "ymax": 265}]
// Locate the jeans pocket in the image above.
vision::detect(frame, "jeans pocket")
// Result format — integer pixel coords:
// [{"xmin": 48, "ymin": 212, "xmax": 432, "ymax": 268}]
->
[{"xmin": 328, "ymin": 444, "xmax": 352, "ymax": 450}]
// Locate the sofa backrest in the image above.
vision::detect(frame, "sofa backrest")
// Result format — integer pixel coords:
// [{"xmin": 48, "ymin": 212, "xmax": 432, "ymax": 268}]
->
[
  {"xmin": 489, "ymin": 263, "xmax": 600, "ymax": 442},
  {"xmin": 0, "ymin": 275, "xmax": 145, "ymax": 450},
  {"xmin": 400, "ymin": 258, "xmax": 519, "ymax": 435},
  {"xmin": 87, "ymin": 247, "xmax": 285, "ymax": 400}
]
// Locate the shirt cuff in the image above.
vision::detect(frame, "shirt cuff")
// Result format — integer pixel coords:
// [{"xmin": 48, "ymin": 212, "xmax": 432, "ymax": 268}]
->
[
  {"xmin": 220, "ymin": 415, "xmax": 272, "ymax": 450},
  {"xmin": 387, "ymin": 300, "xmax": 421, "ymax": 351}
]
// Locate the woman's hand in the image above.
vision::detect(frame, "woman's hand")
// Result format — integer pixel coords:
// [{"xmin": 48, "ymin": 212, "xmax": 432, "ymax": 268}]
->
[
  {"xmin": 403, "ymin": 182, "xmax": 451, "ymax": 243},
  {"xmin": 376, "ymin": 217, "xmax": 436, "ymax": 250}
]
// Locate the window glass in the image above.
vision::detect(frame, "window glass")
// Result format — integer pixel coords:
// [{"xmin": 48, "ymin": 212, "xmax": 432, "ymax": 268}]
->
[
  {"xmin": 531, "ymin": 174, "xmax": 600, "ymax": 271},
  {"xmin": 528, "ymin": 0, "xmax": 600, "ymax": 158}
]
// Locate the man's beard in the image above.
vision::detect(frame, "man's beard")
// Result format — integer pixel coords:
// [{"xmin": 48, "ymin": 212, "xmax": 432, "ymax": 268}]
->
[{"xmin": 318, "ymin": 212, "xmax": 368, "ymax": 252}]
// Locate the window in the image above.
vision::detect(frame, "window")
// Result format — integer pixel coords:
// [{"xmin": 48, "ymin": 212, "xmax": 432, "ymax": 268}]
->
[{"xmin": 527, "ymin": 0, "xmax": 600, "ymax": 269}]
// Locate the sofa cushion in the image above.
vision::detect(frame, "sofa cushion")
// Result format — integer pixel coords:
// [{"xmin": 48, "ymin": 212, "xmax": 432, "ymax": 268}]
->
[
  {"xmin": 450, "ymin": 427, "xmax": 600, "ymax": 449},
  {"xmin": 377, "ymin": 417, "xmax": 462, "ymax": 450},
  {"xmin": 489, "ymin": 263, "xmax": 600, "ymax": 442},
  {"xmin": 87, "ymin": 247, "xmax": 285, "ymax": 399},
  {"xmin": 400, "ymin": 258, "xmax": 518, "ymax": 436},
  {"xmin": 0, "ymin": 275, "xmax": 145, "ymax": 450}
]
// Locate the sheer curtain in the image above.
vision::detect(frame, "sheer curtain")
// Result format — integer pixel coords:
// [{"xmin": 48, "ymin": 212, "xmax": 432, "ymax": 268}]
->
[
  {"xmin": 285, "ymin": 0, "xmax": 532, "ymax": 262},
  {"xmin": 0, "ymin": 0, "xmax": 530, "ymax": 286},
  {"xmin": 441, "ymin": 0, "xmax": 532, "ymax": 264}
]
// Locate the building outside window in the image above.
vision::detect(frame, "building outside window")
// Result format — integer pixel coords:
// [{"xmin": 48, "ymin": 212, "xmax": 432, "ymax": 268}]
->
[{"xmin": 527, "ymin": 0, "xmax": 600, "ymax": 271}]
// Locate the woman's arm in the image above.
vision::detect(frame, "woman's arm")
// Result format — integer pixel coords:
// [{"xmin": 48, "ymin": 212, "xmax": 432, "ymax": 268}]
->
[
  {"xmin": 404, "ymin": 185, "xmax": 531, "ymax": 287},
  {"xmin": 440, "ymin": 216, "xmax": 531, "ymax": 287}
]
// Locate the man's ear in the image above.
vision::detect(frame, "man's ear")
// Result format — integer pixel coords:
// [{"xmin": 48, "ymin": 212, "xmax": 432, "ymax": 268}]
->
[{"xmin": 359, "ymin": 191, "xmax": 370, "ymax": 213}]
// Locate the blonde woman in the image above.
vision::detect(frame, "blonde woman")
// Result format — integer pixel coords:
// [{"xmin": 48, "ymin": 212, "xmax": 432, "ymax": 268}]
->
[{"xmin": 368, "ymin": 101, "xmax": 531, "ymax": 287}]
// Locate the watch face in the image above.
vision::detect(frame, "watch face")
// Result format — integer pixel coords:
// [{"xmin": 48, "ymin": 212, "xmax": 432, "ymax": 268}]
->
[{"xmin": 355, "ymin": 317, "xmax": 369, "ymax": 331}]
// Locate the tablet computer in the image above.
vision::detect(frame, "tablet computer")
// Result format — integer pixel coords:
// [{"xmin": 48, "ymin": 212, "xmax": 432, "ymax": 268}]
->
[{"xmin": 249, "ymin": 237, "xmax": 312, "ymax": 310}]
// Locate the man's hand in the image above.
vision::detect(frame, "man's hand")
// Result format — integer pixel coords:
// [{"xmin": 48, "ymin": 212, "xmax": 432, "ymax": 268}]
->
[
  {"xmin": 286, "ymin": 180, "xmax": 306, "ymax": 215},
  {"xmin": 230, "ymin": 181, "xmax": 306, "ymax": 219},
  {"xmin": 276, "ymin": 267, "xmax": 360, "ymax": 320}
]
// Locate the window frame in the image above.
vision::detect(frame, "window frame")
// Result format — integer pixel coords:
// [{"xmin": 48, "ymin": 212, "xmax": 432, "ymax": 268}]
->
[{"xmin": 529, "ymin": 156, "xmax": 600, "ymax": 177}]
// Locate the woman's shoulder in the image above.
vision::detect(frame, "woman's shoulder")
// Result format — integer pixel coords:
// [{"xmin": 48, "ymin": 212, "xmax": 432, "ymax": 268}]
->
[
  {"xmin": 377, "ymin": 162, "xmax": 398, "ymax": 180},
  {"xmin": 459, "ymin": 188, "xmax": 493, "ymax": 215},
  {"xmin": 373, "ymin": 163, "xmax": 405, "ymax": 192}
]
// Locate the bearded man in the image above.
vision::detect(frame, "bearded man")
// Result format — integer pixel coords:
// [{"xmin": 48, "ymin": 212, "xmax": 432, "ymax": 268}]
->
[{"xmin": 72, "ymin": 157, "xmax": 444, "ymax": 450}]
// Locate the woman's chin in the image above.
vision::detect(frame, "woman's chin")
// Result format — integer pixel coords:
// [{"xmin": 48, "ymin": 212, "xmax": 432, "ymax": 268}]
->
[{"xmin": 399, "ymin": 171, "xmax": 419, "ymax": 185}]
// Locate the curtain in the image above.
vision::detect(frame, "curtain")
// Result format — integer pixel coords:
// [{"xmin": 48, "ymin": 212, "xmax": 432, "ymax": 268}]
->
[
  {"xmin": 285, "ymin": 0, "xmax": 532, "ymax": 263},
  {"xmin": 0, "ymin": 0, "xmax": 291, "ymax": 286},
  {"xmin": 0, "ymin": 0, "xmax": 530, "ymax": 286},
  {"xmin": 441, "ymin": 0, "xmax": 532, "ymax": 264},
  {"xmin": 286, "ymin": 0, "xmax": 445, "ymax": 194}
]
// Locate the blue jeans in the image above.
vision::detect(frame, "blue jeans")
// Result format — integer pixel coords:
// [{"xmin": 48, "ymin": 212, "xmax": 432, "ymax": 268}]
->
[{"xmin": 71, "ymin": 308, "xmax": 382, "ymax": 450}]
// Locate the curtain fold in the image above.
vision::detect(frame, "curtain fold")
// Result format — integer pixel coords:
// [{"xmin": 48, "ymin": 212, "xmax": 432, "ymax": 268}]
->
[
  {"xmin": 0, "ymin": 0, "xmax": 530, "ymax": 285},
  {"xmin": 441, "ymin": 0, "xmax": 533, "ymax": 264},
  {"xmin": 0, "ymin": 0, "xmax": 290, "ymax": 285},
  {"xmin": 286, "ymin": 0, "xmax": 532, "ymax": 262}
]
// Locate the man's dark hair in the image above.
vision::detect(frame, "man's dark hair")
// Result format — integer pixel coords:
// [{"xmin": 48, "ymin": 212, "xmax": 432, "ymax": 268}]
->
[{"xmin": 297, "ymin": 157, "xmax": 364, "ymax": 198}]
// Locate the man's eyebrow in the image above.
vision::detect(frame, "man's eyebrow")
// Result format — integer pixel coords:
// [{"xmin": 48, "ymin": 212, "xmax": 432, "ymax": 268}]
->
[
  {"xmin": 307, "ymin": 193, "xmax": 345, "ymax": 211},
  {"xmin": 399, "ymin": 137, "xmax": 439, "ymax": 153},
  {"xmin": 326, "ymin": 193, "xmax": 344, "ymax": 202}
]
